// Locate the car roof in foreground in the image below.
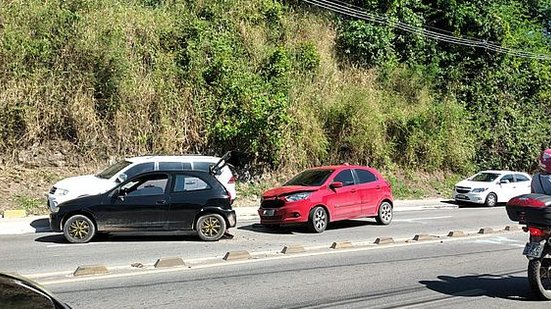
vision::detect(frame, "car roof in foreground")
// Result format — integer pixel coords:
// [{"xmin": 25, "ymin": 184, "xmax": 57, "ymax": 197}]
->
[{"xmin": 126, "ymin": 155, "xmax": 222, "ymax": 163}]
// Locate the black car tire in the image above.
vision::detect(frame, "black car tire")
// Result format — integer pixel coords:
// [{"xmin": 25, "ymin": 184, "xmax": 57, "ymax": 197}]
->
[
  {"xmin": 485, "ymin": 192, "xmax": 497, "ymax": 207},
  {"xmin": 197, "ymin": 213, "xmax": 226, "ymax": 241},
  {"xmin": 375, "ymin": 201, "xmax": 393, "ymax": 225},
  {"xmin": 63, "ymin": 214, "xmax": 96, "ymax": 243},
  {"xmin": 307, "ymin": 206, "xmax": 328, "ymax": 233}
]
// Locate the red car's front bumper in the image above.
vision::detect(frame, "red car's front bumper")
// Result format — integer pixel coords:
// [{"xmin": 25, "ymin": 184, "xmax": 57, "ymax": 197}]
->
[{"xmin": 258, "ymin": 201, "xmax": 312, "ymax": 224}]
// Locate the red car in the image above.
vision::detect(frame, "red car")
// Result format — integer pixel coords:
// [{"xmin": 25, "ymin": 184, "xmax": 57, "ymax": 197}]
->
[{"xmin": 258, "ymin": 165, "xmax": 393, "ymax": 232}]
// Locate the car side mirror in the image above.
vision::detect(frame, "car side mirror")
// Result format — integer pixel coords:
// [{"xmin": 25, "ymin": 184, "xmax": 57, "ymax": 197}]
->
[
  {"xmin": 330, "ymin": 182, "xmax": 344, "ymax": 189},
  {"xmin": 112, "ymin": 188, "xmax": 125, "ymax": 201},
  {"xmin": 500, "ymin": 179, "xmax": 510, "ymax": 184}
]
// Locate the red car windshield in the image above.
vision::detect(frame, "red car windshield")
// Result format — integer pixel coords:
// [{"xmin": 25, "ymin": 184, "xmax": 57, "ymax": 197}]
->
[{"xmin": 284, "ymin": 169, "xmax": 334, "ymax": 186}]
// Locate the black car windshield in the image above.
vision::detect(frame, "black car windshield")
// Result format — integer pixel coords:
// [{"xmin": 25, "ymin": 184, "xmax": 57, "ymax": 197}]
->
[
  {"xmin": 284, "ymin": 169, "xmax": 334, "ymax": 186},
  {"xmin": 96, "ymin": 161, "xmax": 132, "ymax": 179},
  {"xmin": 471, "ymin": 172, "xmax": 500, "ymax": 182}
]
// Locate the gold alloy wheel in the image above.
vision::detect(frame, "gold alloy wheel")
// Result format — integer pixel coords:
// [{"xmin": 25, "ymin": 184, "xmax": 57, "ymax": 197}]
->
[
  {"xmin": 69, "ymin": 219, "xmax": 90, "ymax": 239},
  {"xmin": 200, "ymin": 216, "xmax": 221, "ymax": 237}
]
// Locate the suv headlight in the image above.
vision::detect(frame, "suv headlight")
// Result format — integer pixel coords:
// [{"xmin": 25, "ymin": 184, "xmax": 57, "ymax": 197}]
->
[
  {"xmin": 55, "ymin": 189, "xmax": 69, "ymax": 196},
  {"xmin": 472, "ymin": 188, "xmax": 488, "ymax": 193},
  {"xmin": 284, "ymin": 192, "xmax": 312, "ymax": 202}
]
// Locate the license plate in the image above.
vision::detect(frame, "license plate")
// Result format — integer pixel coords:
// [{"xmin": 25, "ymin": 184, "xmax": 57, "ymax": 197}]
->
[
  {"xmin": 262, "ymin": 209, "xmax": 275, "ymax": 216},
  {"xmin": 455, "ymin": 194, "xmax": 467, "ymax": 199},
  {"xmin": 523, "ymin": 242, "xmax": 545, "ymax": 258}
]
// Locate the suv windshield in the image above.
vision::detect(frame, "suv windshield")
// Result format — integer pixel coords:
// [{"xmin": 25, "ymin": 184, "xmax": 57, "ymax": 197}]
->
[
  {"xmin": 285, "ymin": 169, "xmax": 334, "ymax": 186},
  {"xmin": 96, "ymin": 161, "xmax": 132, "ymax": 179},
  {"xmin": 471, "ymin": 172, "xmax": 500, "ymax": 182}
]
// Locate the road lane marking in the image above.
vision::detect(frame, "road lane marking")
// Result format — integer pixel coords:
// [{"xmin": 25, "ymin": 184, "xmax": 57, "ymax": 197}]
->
[{"xmin": 394, "ymin": 216, "xmax": 453, "ymax": 223}]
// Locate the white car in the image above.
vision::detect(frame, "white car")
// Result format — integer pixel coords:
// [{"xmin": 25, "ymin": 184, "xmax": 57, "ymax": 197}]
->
[
  {"xmin": 453, "ymin": 170, "xmax": 532, "ymax": 207},
  {"xmin": 47, "ymin": 155, "xmax": 237, "ymax": 212}
]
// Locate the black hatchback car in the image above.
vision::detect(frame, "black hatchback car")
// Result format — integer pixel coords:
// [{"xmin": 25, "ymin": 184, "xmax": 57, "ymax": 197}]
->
[{"xmin": 49, "ymin": 170, "xmax": 236, "ymax": 243}]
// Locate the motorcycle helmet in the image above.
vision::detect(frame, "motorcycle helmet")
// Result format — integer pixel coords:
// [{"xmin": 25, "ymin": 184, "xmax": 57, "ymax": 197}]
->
[{"xmin": 539, "ymin": 148, "xmax": 551, "ymax": 173}]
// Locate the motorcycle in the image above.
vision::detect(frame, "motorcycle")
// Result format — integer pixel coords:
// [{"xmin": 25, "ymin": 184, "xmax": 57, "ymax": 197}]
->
[{"xmin": 507, "ymin": 194, "xmax": 551, "ymax": 300}]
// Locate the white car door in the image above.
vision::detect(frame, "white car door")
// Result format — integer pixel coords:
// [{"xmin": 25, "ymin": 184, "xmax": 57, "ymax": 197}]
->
[{"xmin": 497, "ymin": 174, "xmax": 516, "ymax": 202}]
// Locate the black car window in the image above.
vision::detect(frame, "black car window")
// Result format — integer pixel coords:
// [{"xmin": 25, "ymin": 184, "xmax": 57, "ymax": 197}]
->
[
  {"xmin": 173, "ymin": 175, "xmax": 210, "ymax": 192},
  {"xmin": 159, "ymin": 162, "xmax": 192, "ymax": 170},
  {"xmin": 123, "ymin": 174, "xmax": 168, "ymax": 196},
  {"xmin": 515, "ymin": 174, "xmax": 530, "ymax": 182},
  {"xmin": 501, "ymin": 174, "xmax": 515, "ymax": 183},
  {"xmin": 355, "ymin": 169, "xmax": 377, "ymax": 184},
  {"xmin": 334, "ymin": 169, "xmax": 355, "ymax": 186},
  {"xmin": 124, "ymin": 162, "xmax": 155, "ymax": 179}
]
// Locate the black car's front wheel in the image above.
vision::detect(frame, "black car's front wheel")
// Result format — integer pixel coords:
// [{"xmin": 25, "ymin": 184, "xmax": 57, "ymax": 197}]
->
[
  {"xmin": 197, "ymin": 214, "xmax": 226, "ymax": 241},
  {"xmin": 63, "ymin": 214, "xmax": 96, "ymax": 243}
]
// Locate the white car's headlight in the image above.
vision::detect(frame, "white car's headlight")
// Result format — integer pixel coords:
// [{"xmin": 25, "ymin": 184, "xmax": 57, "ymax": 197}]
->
[
  {"xmin": 55, "ymin": 189, "xmax": 69, "ymax": 196},
  {"xmin": 284, "ymin": 192, "xmax": 312, "ymax": 202},
  {"xmin": 472, "ymin": 188, "xmax": 488, "ymax": 193}
]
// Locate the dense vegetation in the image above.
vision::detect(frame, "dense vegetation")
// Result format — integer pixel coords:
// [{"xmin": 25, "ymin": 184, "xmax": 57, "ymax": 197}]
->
[{"xmin": 1, "ymin": 0, "xmax": 551, "ymax": 186}]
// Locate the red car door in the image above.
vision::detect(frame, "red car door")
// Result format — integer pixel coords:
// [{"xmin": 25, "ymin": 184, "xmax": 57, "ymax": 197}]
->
[
  {"xmin": 326, "ymin": 169, "xmax": 362, "ymax": 220},
  {"xmin": 354, "ymin": 169, "xmax": 381, "ymax": 216}
]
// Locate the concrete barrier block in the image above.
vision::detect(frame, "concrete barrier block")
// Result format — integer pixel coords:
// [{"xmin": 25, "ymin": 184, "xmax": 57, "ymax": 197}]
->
[
  {"xmin": 2, "ymin": 209, "xmax": 26, "ymax": 219},
  {"xmin": 413, "ymin": 234, "xmax": 438, "ymax": 241},
  {"xmin": 223, "ymin": 250, "xmax": 251, "ymax": 261},
  {"xmin": 330, "ymin": 241, "xmax": 353, "ymax": 249},
  {"xmin": 478, "ymin": 227, "xmax": 494, "ymax": 234},
  {"xmin": 73, "ymin": 265, "xmax": 108, "ymax": 277},
  {"xmin": 154, "ymin": 257, "xmax": 185, "ymax": 268},
  {"xmin": 447, "ymin": 230, "xmax": 465, "ymax": 237},
  {"xmin": 281, "ymin": 244, "xmax": 305, "ymax": 254},
  {"xmin": 374, "ymin": 237, "xmax": 394, "ymax": 245}
]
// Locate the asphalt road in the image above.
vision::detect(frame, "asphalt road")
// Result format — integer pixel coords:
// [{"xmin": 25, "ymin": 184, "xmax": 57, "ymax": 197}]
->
[
  {"xmin": 1, "ymin": 206, "xmax": 515, "ymax": 275},
  {"xmin": 46, "ymin": 232, "xmax": 550, "ymax": 309}
]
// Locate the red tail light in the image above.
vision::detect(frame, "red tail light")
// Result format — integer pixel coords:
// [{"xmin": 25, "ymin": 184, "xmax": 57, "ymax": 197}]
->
[
  {"xmin": 529, "ymin": 227, "xmax": 546, "ymax": 237},
  {"xmin": 228, "ymin": 176, "xmax": 237, "ymax": 184},
  {"xmin": 509, "ymin": 197, "xmax": 546, "ymax": 208}
]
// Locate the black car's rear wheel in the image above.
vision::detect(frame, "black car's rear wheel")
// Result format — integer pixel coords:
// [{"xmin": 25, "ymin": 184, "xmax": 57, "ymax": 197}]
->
[
  {"xmin": 197, "ymin": 214, "xmax": 226, "ymax": 241},
  {"xmin": 63, "ymin": 214, "xmax": 96, "ymax": 243}
]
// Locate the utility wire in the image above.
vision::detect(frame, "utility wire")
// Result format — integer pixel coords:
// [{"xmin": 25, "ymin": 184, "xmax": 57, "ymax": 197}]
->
[{"xmin": 302, "ymin": 0, "xmax": 551, "ymax": 60}]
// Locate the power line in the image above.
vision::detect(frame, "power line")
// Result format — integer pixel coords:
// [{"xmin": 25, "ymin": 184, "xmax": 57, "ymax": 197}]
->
[{"xmin": 302, "ymin": 0, "xmax": 551, "ymax": 60}]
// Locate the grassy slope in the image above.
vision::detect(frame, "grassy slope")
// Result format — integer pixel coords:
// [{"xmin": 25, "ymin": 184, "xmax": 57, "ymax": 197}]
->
[{"xmin": 0, "ymin": 0, "xmax": 472, "ymax": 213}]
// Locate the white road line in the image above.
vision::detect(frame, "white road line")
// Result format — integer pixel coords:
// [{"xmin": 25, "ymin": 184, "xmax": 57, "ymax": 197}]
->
[{"xmin": 393, "ymin": 216, "xmax": 453, "ymax": 223}]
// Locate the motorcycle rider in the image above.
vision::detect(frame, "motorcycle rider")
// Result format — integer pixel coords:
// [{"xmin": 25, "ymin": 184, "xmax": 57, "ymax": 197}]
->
[{"xmin": 532, "ymin": 148, "xmax": 551, "ymax": 194}]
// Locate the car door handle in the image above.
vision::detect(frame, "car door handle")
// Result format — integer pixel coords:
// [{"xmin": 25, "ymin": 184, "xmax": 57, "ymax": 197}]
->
[
  {"xmin": 376, "ymin": 185, "xmax": 381, "ymax": 190},
  {"xmin": 156, "ymin": 200, "xmax": 167, "ymax": 205},
  {"xmin": 350, "ymin": 189, "xmax": 357, "ymax": 193}
]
